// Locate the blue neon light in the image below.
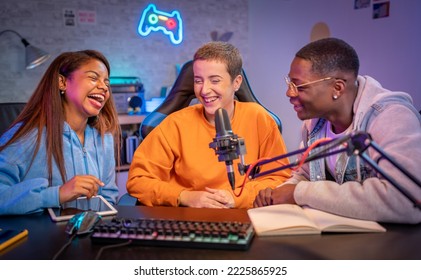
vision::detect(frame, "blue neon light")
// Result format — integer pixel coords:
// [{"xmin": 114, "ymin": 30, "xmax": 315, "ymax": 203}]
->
[{"xmin": 137, "ymin": 4, "xmax": 183, "ymax": 45}]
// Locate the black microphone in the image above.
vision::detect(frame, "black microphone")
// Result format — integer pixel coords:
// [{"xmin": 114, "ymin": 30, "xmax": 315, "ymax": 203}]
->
[{"xmin": 209, "ymin": 108, "xmax": 246, "ymax": 190}]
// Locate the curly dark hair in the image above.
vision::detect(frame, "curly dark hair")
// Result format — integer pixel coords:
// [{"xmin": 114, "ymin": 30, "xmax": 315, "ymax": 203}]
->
[{"xmin": 296, "ymin": 37, "xmax": 360, "ymax": 78}]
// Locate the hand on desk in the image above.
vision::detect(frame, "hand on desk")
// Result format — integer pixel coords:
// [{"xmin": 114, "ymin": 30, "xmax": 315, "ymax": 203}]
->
[
  {"xmin": 179, "ymin": 187, "xmax": 235, "ymax": 208},
  {"xmin": 253, "ymin": 184, "xmax": 297, "ymax": 208},
  {"xmin": 59, "ymin": 175, "xmax": 105, "ymax": 204}
]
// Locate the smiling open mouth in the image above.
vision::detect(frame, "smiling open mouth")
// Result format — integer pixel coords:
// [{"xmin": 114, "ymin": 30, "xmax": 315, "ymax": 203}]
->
[
  {"xmin": 88, "ymin": 94, "xmax": 105, "ymax": 103},
  {"xmin": 203, "ymin": 96, "xmax": 218, "ymax": 103}
]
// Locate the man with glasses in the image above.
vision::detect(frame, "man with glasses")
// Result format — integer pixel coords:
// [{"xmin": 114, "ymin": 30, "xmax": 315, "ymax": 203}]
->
[{"xmin": 254, "ymin": 37, "xmax": 421, "ymax": 224}]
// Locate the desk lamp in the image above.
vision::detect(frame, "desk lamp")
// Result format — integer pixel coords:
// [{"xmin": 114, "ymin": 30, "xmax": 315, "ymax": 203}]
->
[{"xmin": 0, "ymin": 29, "xmax": 50, "ymax": 69}]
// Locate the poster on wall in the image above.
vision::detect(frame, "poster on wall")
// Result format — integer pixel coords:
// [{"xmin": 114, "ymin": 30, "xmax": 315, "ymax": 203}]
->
[
  {"xmin": 354, "ymin": 0, "xmax": 370, "ymax": 9},
  {"xmin": 373, "ymin": 1, "xmax": 390, "ymax": 19},
  {"xmin": 78, "ymin": 10, "xmax": 97, "ymax": 25},
  {"xmin": 63, "ymin": 8, "xmax": 76, "ymax": 27}
]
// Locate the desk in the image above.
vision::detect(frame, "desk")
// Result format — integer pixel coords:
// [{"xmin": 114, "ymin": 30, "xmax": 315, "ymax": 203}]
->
[{"xmin": 1, "ymin": 206, "xmax": 421, "ymax": 260}]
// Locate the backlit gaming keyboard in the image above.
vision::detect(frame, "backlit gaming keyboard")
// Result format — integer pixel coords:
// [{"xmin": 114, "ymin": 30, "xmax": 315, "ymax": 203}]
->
[{"xmin": 91, "ymin": 217, "xmax": 254, "ymax": 250}]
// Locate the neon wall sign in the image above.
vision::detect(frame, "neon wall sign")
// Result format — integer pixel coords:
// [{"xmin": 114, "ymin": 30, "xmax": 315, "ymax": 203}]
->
[{"xmin": 137, "ymin": 4, "xmax": 183, "ymax": 45}]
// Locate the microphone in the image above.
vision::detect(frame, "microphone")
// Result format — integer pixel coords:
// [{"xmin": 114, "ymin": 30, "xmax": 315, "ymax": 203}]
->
[{"xmin": 209, "ymin": 108, "xmax": 247, "ymax": 190}]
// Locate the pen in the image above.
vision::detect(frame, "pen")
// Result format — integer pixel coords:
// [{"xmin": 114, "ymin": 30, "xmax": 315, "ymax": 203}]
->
[{"xmin": 0, "ymin": 229, "xmax": 29, "ymax": 251}]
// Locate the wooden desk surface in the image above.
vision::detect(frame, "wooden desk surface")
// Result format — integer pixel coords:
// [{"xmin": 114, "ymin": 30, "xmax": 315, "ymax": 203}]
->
[{"xmin": 1, "ymin": 205, "xmax": 421, "ymax": 260}]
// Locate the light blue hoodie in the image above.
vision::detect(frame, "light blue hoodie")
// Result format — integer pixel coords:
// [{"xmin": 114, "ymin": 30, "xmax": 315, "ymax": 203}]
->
[{"xmin": 0, "ymin": 122, "xmax": 118, "ymax": 215}]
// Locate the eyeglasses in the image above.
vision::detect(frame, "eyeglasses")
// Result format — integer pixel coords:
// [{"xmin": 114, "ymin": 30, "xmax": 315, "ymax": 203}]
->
[{"xmin": 285, "ymin": 76, "xmax": 334, "ymax": 96}]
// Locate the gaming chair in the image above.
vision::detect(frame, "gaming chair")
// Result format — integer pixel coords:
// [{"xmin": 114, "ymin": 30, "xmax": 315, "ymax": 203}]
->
[
  {"xmin": 139, "ymin": 60, "xmax": 282, "ymax": 140},
  {"xmin": 0, "ymin": 102, "xmax": 26, "ymax": 137}
]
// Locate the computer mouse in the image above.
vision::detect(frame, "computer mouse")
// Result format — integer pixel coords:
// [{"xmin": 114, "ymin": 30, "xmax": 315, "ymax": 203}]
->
[{"xmin": 65, "ymin": 211, "xmax": 101, "ymax": 235}]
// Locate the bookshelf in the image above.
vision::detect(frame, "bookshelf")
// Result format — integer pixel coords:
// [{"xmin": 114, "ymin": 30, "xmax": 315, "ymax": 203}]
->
[
  {"xmin": 116, "ymin": 113, "xmax": 147, "ymax": 197},
  {"xmin": 117, "ymin": 113, "xmax": 147, "ymax": 171}
]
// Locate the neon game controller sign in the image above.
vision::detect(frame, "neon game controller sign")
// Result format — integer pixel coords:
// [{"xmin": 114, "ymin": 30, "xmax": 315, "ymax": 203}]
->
[{"xmin": 138, "ymin": 4, "xmax": 183, "ymax": 45}]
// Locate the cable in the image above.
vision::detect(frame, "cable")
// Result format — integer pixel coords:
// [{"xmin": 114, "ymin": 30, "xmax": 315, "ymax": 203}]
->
[
  {"xmin": 234, "ymin": 137, "xmax": 333, "ymax": 197},
  {"xmin": 290, "ymin": 138, "xmax": 333, "ymax": 171},
  {"xmin": 94, "ymin": 240, "xmax": 132, "ymax": 260},
  {"xmin": 234, "ymin": 157, "xmax": 271, "ymax": 197},
  {"xmin": 52, "ymin": 234, "xmax": 76, "ymax": 260}
]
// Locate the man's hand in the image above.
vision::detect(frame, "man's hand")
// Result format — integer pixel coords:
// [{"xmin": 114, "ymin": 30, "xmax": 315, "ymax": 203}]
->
[{"xmin": 253, "ymin": 184, "xmax": 297, "ymax": 208}]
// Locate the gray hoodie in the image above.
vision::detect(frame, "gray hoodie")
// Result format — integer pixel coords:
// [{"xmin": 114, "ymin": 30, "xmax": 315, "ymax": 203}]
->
[{"xmin": 284, "ymin": 75, "xmax": 421, "ymax": 224}]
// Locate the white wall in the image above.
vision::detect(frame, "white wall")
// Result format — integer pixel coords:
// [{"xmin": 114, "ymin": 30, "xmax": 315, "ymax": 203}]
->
[
  {"xmin": 1, "ymin": 0, "xmax": 419, "ymax": 154},
  {"xmin": 0, "ymin": 0, "xmax": 249, "ymax": 103},
  {"xmin": 247, "ymin": 0, "xmax": 421, "ymax": 151}
]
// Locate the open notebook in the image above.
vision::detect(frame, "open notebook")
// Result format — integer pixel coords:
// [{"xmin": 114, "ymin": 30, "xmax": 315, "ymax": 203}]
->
[{"xmin": 248, "ymin": 204, "xmax": 386, "ymax": 236}]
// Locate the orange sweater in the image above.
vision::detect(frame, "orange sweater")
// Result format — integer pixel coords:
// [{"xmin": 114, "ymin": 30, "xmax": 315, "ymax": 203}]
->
[{"xmin": 127, "ymin": 101, "xmax": 291, "ymax": 208}]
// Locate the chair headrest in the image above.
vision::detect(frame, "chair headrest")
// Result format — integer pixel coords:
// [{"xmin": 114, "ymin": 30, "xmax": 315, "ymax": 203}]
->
[
  {"xmin": 139, "ymin": 60, "xmax": 282, "ymax": 140},
  {"xmin": 0, "ymin": 102, "xmax": 26, "ymax": 136}
]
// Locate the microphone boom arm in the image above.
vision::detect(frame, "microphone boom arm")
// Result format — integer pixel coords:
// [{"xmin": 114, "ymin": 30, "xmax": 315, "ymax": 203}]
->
[
  {"xmin": 348, "ymin": 132, "xmax": 421, "ymax": 209},
  {"xmin": 248, "ymin": 131, "xmax": 421, "ymax": 209}
]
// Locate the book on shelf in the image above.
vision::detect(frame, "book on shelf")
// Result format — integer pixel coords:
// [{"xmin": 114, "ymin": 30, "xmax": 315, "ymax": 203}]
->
[{"xmin": 247, "ymin": 204, "xmax": 386, "ymax": 236}]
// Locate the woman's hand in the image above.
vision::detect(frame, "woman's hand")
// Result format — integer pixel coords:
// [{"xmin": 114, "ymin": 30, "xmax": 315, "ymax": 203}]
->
[
  {"xmin": 179, "ymin": 187, "xmax": 235, "ymax": 208},
  {"xmin": 59, "ymin": 175, "xmax": 104, "ymax": 203}
]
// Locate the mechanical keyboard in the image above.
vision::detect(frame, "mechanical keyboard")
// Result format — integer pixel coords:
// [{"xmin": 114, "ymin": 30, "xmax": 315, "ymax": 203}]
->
[{"xmin": 91, "ymin": 217, "xmax": 254, "ymax": 250}]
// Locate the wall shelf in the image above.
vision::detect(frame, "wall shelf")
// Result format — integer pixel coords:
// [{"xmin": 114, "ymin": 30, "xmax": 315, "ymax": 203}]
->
[
  {"xmin": 118, "ymin": 114, "xmax": 147, "ymax": 125},
  {"xmin": 116, "ymin": 164, "xmax": 131, "ymax": 172}
]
